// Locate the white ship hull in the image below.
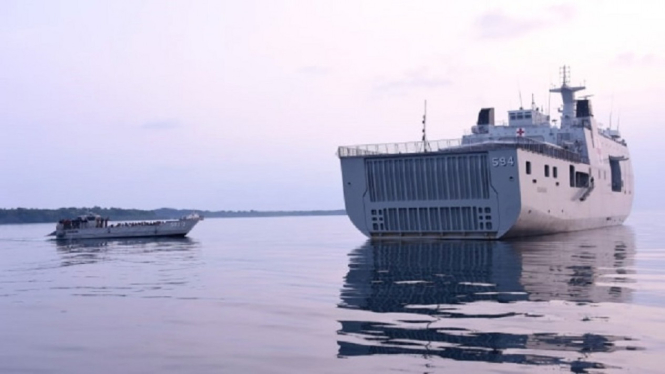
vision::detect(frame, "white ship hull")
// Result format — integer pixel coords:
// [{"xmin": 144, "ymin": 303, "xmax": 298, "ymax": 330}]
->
[
  {"xmin": 506, "ymin": 153, "xmax": 632, "ymax": 238},
  {"xmin": 52, "ymin": 216, "xmax": 201, "ymax": 240}
]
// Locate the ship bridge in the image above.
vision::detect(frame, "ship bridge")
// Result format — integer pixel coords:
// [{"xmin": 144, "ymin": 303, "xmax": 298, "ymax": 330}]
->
[{"xmin": 508, "ymin": 107, "xmax": 549, "ymax": 127}]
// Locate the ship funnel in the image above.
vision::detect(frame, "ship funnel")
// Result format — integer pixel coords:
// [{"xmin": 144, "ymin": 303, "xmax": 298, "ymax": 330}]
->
[
  {"xmin": 576, "ymin": 99, "xmax": 593, "ymax": 118},
  {"xmin": 477, "ymin": 108, "xmax": 495, "ymax": 125}
]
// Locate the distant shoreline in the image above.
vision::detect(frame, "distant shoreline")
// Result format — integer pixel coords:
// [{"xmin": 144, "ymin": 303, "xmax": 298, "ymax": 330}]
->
[{"xmin": 0, "ymin": 207, "xmax": 346, "ymax": 225}]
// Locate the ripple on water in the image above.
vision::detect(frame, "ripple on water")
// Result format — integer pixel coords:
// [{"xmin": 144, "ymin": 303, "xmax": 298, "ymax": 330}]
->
[
  {"xmin": 336, "ymin": 225, "xmax": 664, "ymax": 372},
  {"xmin": 2, "ymin": 216, "xmax": 665, "ymax": 374}
]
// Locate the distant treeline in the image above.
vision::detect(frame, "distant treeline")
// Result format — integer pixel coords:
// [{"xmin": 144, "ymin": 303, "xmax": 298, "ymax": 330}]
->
[{"xmin": 0, "ymin": 207, "xmax": 346, "ymax": 224}]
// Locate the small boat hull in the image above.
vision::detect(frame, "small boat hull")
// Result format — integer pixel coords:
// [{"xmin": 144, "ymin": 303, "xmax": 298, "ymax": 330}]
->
[{"xmin": 53, "ymin": 217, "xmax": 201, "ymax": 240}]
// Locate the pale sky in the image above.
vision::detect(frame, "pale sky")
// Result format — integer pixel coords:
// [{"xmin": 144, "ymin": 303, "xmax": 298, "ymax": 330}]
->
[{"xmin": 1, "ymin": 0, "xmax": 663, "ymax": 211}]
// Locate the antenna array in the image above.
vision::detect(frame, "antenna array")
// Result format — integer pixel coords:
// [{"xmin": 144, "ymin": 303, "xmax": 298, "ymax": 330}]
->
[{"xmin": 560, "ymin": 66, "xmax": 571, "ymax": 85}]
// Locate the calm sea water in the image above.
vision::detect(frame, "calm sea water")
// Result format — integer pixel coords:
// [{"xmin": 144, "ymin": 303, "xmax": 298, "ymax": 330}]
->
[{"xmin": 1, "ymin": 213, "xmax": 665, "ymax": 373}]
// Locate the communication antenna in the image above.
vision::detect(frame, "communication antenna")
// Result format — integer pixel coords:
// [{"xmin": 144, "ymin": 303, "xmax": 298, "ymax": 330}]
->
[
  {"xmin": 518, "ymin": 80, "xmax": 523, "ymax": 109},
  {"xmin": 617, "ymin": 109, "xmax": 621, "ymax": 132},
  {"xmin": 421, "ymin": 100, "xmax": 429, "ymax": 152},
  {"xmin": 547, "ymin": 89, "xmax": 552, "ymax": 121},
  {"xmin": 609, "ymin": 95, "xmax": 614, "ymax": 129}
]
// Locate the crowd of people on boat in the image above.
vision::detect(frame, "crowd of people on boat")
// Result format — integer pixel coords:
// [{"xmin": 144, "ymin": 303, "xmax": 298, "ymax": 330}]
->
[
  {"xmin": 58, "ymin": 217, "xmax": 109, "ymax": 230},
  {"xmin": 108, "ymin": 221, "xmax": 167, "ymax": 228},
  {"xmin": 58, "ymin": 218, "xmax": 168, "ymax": 230}
]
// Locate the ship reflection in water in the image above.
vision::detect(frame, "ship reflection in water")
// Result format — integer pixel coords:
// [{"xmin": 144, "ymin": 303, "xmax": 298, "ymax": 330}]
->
[
  {"xmin": 54, "ymin": 237, "xmax": 200, "ymax": 267},
  {"xmin": 337, "ymin": 226, "xmax": 637, "ymax": 372}
]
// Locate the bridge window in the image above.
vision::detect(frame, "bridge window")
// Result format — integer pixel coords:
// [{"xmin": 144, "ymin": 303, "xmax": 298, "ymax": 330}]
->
[
  {"xmin": 553, "ymin": 166, "xmax": 558, "ymax": 178},
  {"xmin": 510, "ymin": 113, "xmax": 517, "ymax": 120},
  {"xmin": 526, "ymin": 161, "xmax": 531, "ymax": 175},
  {"xmin": 544, "ymin": 165, "xmax": 550, "ymax": 177},
  {"xmin": 569, "ymin": 165, "xmax": 575, "ymax": 187}
]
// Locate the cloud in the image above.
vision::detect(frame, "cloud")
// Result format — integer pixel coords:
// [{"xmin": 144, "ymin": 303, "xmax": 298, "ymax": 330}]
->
[
  {"xmin": 476, "ymin": 4, "xmax": 575, "ymax": 40},
  {"xmin": 614, "ymin": 52, "xmax": 663, "ymax": 67},
  {"xmin": 374, "ymin": 68, "xmax": 452, "ymax": 95},
  {"xmin": 549, "ymin": 4, "xmax": 575, "ymax": 21},
  {"xmin": 141, "ymin": 120, "xmax": 180, "ymax": 130},
  {"xmin": 297, "ymin": 66, "xmax": 331, "ymax": 75}
]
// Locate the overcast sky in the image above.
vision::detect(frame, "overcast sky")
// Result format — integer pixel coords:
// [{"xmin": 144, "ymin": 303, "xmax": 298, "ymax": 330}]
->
[{"xmin": 1, "ymin": 0, "xmax": 663, "ymax": 211}]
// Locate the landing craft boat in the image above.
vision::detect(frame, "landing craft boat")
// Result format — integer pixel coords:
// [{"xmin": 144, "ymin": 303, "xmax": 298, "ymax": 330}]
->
[
  {"xmin": 48, "ymin": 212, "xmax": 202, "ymax": 240},
  {"xmin": 337, "ymin": 67, "xmax": 633, "ymax": 239}
]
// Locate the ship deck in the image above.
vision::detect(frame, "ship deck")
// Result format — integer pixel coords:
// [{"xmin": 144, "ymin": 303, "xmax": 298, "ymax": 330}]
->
[{"xmin": 338, "ymin": 137, "xmax": 589, "ymax": 164}]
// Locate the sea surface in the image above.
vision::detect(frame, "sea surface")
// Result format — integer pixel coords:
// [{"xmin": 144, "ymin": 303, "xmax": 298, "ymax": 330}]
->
[{"xmin": 1, "ymin": 213, "xmax": 665, "ymax": 373}]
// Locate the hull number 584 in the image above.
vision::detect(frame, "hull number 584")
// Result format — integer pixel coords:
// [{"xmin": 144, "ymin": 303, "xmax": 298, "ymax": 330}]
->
[{"xmin": 491, "ymin": 157, "xmax": 515, "ymax": 167}]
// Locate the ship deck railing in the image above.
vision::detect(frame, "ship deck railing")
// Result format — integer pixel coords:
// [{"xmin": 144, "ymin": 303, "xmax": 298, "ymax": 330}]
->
[
  {"xmin": 337, "ymin": 139, "xmax": 463, "ymax": 157},
  {"xmin": 338, "ymin": 137, "xmax": 589, "ymax": 164}
]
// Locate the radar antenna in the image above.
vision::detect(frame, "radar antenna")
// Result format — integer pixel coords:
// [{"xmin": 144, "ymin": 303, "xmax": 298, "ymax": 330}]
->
[{"xmin": 560, "ymin": 65, "xmax": 571, "ymax": 86}]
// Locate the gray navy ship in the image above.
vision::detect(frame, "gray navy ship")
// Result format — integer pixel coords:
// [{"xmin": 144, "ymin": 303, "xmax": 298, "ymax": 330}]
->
[{"xmin": 338, "ymin": 68, "xmax": 633, "ymax": 239}]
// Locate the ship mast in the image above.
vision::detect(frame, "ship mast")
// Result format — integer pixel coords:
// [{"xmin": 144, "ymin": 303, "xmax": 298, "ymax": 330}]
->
[
  {"xmin": 549, "ymin": 66, "xmax": 585, "ymax": 128},
  {"xmin": 422, "ymin": 100, "xmax": 429, "ymax": 152}
]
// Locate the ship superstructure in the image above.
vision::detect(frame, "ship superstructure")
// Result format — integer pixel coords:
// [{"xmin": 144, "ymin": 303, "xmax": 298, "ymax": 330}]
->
[{"xmin": 337, "ymin": 68, "xmax": 633, "ymax": 239}]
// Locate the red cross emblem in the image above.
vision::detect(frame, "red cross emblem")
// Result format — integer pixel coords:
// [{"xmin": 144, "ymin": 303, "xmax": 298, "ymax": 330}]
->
[{"xmin": 516, "ymin": 128, "xmax": 525, "ymax": 137}]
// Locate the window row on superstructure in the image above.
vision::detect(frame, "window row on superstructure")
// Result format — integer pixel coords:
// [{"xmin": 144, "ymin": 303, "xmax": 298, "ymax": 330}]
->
[
  {"xmin": 525, "ymin": 161, "xmax": 558, "ymax": 179},
  {"xmin": 524, "ymin": 158, "xmax": 624, "ymax": 193}
]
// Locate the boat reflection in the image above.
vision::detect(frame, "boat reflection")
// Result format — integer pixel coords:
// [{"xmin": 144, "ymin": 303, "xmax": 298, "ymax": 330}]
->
[
  {"xmin": 337, "ymin": 226, "xmax": 637, "ymax": 371},
  {"xmin": 54, "ymin": 237, "xmax": 200, "ymax": 267}
]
